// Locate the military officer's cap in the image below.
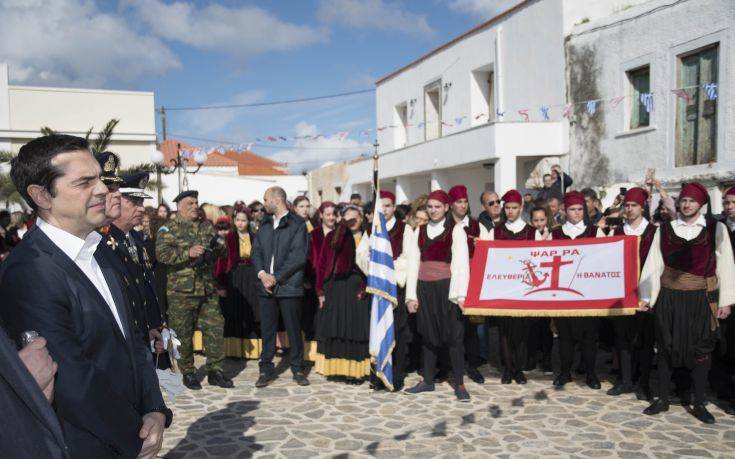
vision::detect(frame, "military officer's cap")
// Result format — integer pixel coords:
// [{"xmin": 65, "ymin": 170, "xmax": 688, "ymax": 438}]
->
[
  {"xmin": 119, "ymin": 172, "xmax": 152, "ymax": 199},
  {"xmin": 95, "ymin": 151, "xmax": 123, "ymax": 185},
  {"xmin": 173, "ymin": 189, "xmax": 199, "ymax": 203}
]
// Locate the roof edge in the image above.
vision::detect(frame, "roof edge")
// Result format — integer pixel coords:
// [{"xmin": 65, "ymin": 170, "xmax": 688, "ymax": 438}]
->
[{"xmin": 375, "ymin": 0, "xmax": 533, "ymax": 86}]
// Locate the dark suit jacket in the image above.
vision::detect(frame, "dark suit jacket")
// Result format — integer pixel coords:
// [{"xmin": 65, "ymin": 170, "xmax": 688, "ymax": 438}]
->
[
  {"xmin": 0, "ymin": 226, "xmax": 167, "ymax": 458},
  {"xmin": 0, "ymin": 326, "xmax": 68, "ymax": 458}
]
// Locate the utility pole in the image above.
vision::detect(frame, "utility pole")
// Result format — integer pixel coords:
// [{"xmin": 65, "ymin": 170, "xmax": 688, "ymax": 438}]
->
[{"xmin": 157, "ymin": 106, "xmax": 166, "ymax": 204}]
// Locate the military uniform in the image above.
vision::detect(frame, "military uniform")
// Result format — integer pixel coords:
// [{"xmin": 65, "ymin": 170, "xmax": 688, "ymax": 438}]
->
[{"xmin": 156, "ymin": 210, "xmax": 225, "ymax": 376}]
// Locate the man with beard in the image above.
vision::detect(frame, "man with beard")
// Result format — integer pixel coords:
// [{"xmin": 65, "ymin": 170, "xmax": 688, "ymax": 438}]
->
[
  {"xmin": 640, "ymin": 182, "xmax": 735, "ymax": 423},
  {"xmin": 106, "ymin": 172, "xmax": 167, "ymax": 366},
  {"xmin": 448, "ymin": 185, "xmax": 484, "ymax": 384}
]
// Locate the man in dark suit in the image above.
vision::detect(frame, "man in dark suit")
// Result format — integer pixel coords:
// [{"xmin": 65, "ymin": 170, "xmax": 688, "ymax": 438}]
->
[
  {"xmin": 0, "ymin": 135, "xmax": 171, "ymax": 459},
  {"xmin": 0, "ymin": 326, "xmax": 67, "ymax": 457}
]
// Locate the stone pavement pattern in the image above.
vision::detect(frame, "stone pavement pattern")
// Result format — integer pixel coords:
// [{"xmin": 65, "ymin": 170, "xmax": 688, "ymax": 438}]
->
[{"xmin": 160, "ymin": 356, "xmax": 735, "ymax": 458}]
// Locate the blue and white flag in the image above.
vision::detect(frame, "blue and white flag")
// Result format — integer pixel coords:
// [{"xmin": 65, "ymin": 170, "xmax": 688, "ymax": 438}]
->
[
  {"xmin": 367, "ymin": 188, "xmax": 397, "ymax": 390},
  {"xmin": 703, "ymin": 83, "xmax": 718, "ymax": 101},
  {"xmin": 640, "ymin": 93, "xmax": 654, "ymax": 113}
]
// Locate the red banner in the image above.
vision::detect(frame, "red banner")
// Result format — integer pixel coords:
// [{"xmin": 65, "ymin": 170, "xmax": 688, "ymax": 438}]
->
[{"xmin": 464, "ymin": 236, "xmax": 639, "ymax": 317}]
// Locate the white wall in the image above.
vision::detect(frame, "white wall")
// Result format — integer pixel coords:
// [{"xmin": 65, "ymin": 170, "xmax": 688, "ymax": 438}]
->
[
  {"xmin": 567, "ymin": 0, "xmax": 734, "ymax": 200},
  {"xmin": 159, "ymin": 172, "xmax": 308, "ymax": 207},
  {"xmin": 375, "ymin": 0, "xmax": 567, "ymax": 154},
  {"xmin": 0, "ymin": 64, "xmax": 157, "ymax": 167}
]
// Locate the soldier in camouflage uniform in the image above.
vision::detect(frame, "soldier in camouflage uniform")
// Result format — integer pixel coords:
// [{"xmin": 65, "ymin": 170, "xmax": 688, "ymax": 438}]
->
[{"xmin": 156, "ymin": 189, "xmax": 233, "ymax": 389}]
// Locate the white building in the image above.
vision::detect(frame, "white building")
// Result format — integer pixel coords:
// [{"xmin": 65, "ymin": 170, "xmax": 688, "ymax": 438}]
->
[
  {"xmin": 157, "ymin": 139, "xmax": 307, "ymax": 206},
  {"xmin": 565, "ymin": 0, "xmax": 734, "ymax": 211},
  {"xmin": 0, "ymin": 63, "xmax": 157, "ymax": 168},
  {"xmin": 311, "ymin": 0, "xmax": 732, "ymax": 212}
]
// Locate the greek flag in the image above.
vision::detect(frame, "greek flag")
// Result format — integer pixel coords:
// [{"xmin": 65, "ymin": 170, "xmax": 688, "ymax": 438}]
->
[
  {"xmin": 703, "ymin": 83, "xmax": 718, "ymax": 101},
  {"xmin": 367, "ymin": 191, "xmax": 397, "ymax": 390}
]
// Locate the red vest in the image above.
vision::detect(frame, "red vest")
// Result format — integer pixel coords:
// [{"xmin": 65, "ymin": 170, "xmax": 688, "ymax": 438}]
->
[
  {"xmin": 388, "ymin": 219, "xmax": 406, "ymax": 259},
  {"xmin": 614, "ymin": 223, "xmax": 658, "ymax": 269},
  {"xmin": 659, "ymin": 219, "xmax": 717, "ymax": 277},
  {"xmin": 462, "ymin": 218, "xmax": 481, "ymax": 258},
  {"xmin": 494, "ymin": 223, "xmax": 537, "ymax": 241},
  {"xmin": 418, "ymin": 220, "xmax": 454, "ymax": 263}
]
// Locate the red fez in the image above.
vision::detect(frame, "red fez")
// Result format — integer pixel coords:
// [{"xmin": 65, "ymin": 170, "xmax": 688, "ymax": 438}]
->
[
  {"xmin": 318, "ymin": 201, "xmax": 336, "ymax": 213},
  {"xmin": 563, "ymin": 191, "xmax": 585, "ymax": 208},
  {"xmin": 448, "ymin": 185, "xmax": 468, "ymax": 203},
  {"xmin": 725, "ymin": 186, "xmax": 735, "ymax": 197},
  {"xmin": 501, "ymin": 189, "xmax": 523, "ymax": 205},
  {"xmin": 379, "ymin": 190, "xmax": 396, "ymax": 203},
  {"xmin": 623, "ymin": 187, "xmax": 649, "ymax": 207},
  {"xmin": 680, "ymin": 182, "xmax": 709, "ymax": 206},
  {"xmin": 428, "ymin": 190, "xmax": 450, "ymax": 205},
  {"xmin": 215, "ymin": 217, "xmax": 231, "ymax": 225}
]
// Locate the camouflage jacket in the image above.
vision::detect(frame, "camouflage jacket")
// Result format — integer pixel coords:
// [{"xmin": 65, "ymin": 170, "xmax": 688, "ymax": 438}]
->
[{"xmin": 156, "ymin": 215, "xmax": 223, "ymax": 296}]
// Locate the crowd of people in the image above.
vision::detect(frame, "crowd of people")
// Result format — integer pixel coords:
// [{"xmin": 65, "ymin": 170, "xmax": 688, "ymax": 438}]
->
[{"xmin": 1, "ymin": 134, "xmax": 735, "ymax": 456}]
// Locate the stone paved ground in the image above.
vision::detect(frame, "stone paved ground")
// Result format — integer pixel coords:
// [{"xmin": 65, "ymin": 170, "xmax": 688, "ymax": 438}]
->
[{"xmin": 160, "ymin": 354, "xmax": 735, "ymax": 458}]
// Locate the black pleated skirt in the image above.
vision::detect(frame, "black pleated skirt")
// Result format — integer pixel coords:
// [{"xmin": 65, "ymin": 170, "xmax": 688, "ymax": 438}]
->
[
  {"xmin": 316, "ymin": 272, "xmax": 370, "ymax": 361},
  {"xmin": 224, "ymin": 264, "xmax": 261, "ymax": 339},
  {"xmin": 416, "ymin": 279, "xmax": 464, "ymax": 348},
  {"xmin": 654, "ymin": 287, "xmax": 718, "ymax": 368}
]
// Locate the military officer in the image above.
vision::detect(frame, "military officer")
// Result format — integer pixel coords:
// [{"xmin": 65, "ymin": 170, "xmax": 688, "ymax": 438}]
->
[
  {"xmin": 156, "ymin": 189, "xmax": 233, "ymax": 389},
  {"xmin": 95, "ymin": 151, "xmax": 123, "ymax": 224},
  {"xmin": 108, "ymin": 171, "xmax": 169, "ymax": 368}
]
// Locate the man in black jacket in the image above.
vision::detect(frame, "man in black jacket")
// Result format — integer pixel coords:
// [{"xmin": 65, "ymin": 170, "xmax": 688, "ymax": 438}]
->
[
  {"xmin": 252, "ymin": 186, "xmax": 309, "ymax": 388},
  {"xmin": 0, "ymin": 326, "xmax": 68, "ymax": 458},
  {"xmin": 0, "ymin": 135, "xmax": 170, "ymax": 459}
]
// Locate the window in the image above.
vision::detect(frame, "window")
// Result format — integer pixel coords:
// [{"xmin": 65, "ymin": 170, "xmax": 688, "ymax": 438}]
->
[
  {"xmin": 394, "ymin": 102, "xmax": 408, "ymax": 148},
  {"xmin": 627, "ymin": 66, "xmax": 650, "ymax": 129},
  {"xmin": 471, "ymin": 66, "xmax": 494, "ymax": 124},
  {"xmin": 424, "ymin": 81, "xmax": 442, "ymax": 141},
  {"xmin": 676, "ymin": 44, "xmax": 718, "ymax": 167}
]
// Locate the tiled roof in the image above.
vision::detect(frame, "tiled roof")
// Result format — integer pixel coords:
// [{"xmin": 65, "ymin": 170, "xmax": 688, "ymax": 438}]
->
[{"xmin": 158, "ymin": 139, "xmax": 288, "ymax": 175}]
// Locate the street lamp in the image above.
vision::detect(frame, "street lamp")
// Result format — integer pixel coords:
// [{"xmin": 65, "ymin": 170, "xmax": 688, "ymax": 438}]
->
[{"xmin": 150, "ymin": 142, "xmax": 207, "ymax": 200}]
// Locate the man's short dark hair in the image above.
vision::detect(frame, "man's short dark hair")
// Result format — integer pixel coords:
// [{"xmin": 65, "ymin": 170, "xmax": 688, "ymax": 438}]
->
[
  {"xmin": 543, "ymin": 173, "xmax": 552, "ymax": 180},
  {"xmin": 350, "ymin": 193, "xmax": 362, "ymax": 201},
  {"xmin": 580, "ymin": 187, "xmax": 598, "ymax": 200},
  {"xmin": 10, "ymin": 135, "xmax": 90, "ymax": 211}
]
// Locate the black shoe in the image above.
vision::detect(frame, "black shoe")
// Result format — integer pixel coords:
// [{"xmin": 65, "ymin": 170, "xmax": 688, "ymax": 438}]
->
[
  {"xmin": 406, "ymin": 381, "xmax": 435, "ymax": 394},
  {"xmin": 255, "ymin": 373, "xmax": 273, "ymax": 388},
  {"xmin": 207, "ymin": 370, "xmax": 234, "ymax": 388},
  {"xmin": 636, "ymin": 384, "xmax": 653, "ymax": 402},
  {"xmin": 692, "ymin": 404, "xmax": 715, "ymax": 424},
  {"xmin": 553, "ymin": 372, "xmax": 572, "ymax": 387},
  {"xmin": 607, "ymin": 382, "xmax": 635, "ymax": 396},
  {"xmin": 454, "ymin": 384, "xmax": 471, "ymax": 402},
  {"xmin": 514, "ymin": 371, "xmax": 527, "ymax": 385},
  {"xmin": 467, "ymin": 367, "xmax": 485, "ymax": 384},
  {"xmin": 643, "ymin": 399, "xmax": 670, "ymax": 416},
  {"xmin": 501, "ymin": 369, "xmax": 513, "ymax": 384},
  {"xmin": 183, "ymin": 373, "xmax": 202, "ymax": 390},
  {"xmin": 541, "ymin": 358, "xmax": 553, "ymax": 375},
  {"xmin": 392, "ymin": 380, "xmax": 404, "ymax": 392},
  {"xmin": 586, "ymin": 374, "xmax": 601, "ymax": 390},
  {"xmin": 293, "ymin": 372, "xmax": 310, "ymax": 386}
]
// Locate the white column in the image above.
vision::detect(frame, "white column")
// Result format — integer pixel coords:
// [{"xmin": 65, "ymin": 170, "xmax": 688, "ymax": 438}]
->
[
  {"xmin": 430, "ymin": 170, "xmax": 448, "ymax": 191},
  {"xmin": 0, "ymin": 63, "xmax": 11, "ymax": 151},
  {"xmin": 395, "ymin": 177, "xmax": 409, "ymax": 204},
  {"xmin": 493, "ymin": 157, "xmax": 516, "ymax": 194}
]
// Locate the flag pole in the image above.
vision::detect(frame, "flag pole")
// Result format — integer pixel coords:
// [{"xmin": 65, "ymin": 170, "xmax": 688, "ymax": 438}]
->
[{"xmin": 372, "ymin": 140, "xmax": 379, "ymax": 204}]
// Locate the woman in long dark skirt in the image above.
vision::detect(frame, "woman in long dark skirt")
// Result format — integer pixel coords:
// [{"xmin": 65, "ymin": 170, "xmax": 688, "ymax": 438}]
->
[
  {"xmin": 216, "ymin": 209, "xmax": 261, "ymax": 359},
  {"xmin": 314, "ymin": 205, "xmax": 370, "ymax": 383}
]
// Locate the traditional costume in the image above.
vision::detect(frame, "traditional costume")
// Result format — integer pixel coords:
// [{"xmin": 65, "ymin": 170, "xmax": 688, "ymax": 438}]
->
[
  {"xmin": 608, "ymin": 188, "xmax": 657, "ymax": 399},
  {"xmin": 405, "ymin": 190, "xmax": 471, "ymax": 401},
  {"xmin": 479, "ymin": 190, "xmax": 540, "ymax": 384},
  {"xmin": 315, "ymin": 220, "xmax": 371, "ymax": 381},
  {"xmin": 551, "ymin": 191, "xmax": 606, "ymax": 390},
  {"xmin": 640, "ymin": 182, "xmax": 735, "ymax": 423}
]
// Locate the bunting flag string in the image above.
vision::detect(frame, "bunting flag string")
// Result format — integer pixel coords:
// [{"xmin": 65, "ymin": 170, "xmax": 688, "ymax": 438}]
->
[{"xmin": 172, "ymin": 83, "xmax": 716, "ymax": 160}]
